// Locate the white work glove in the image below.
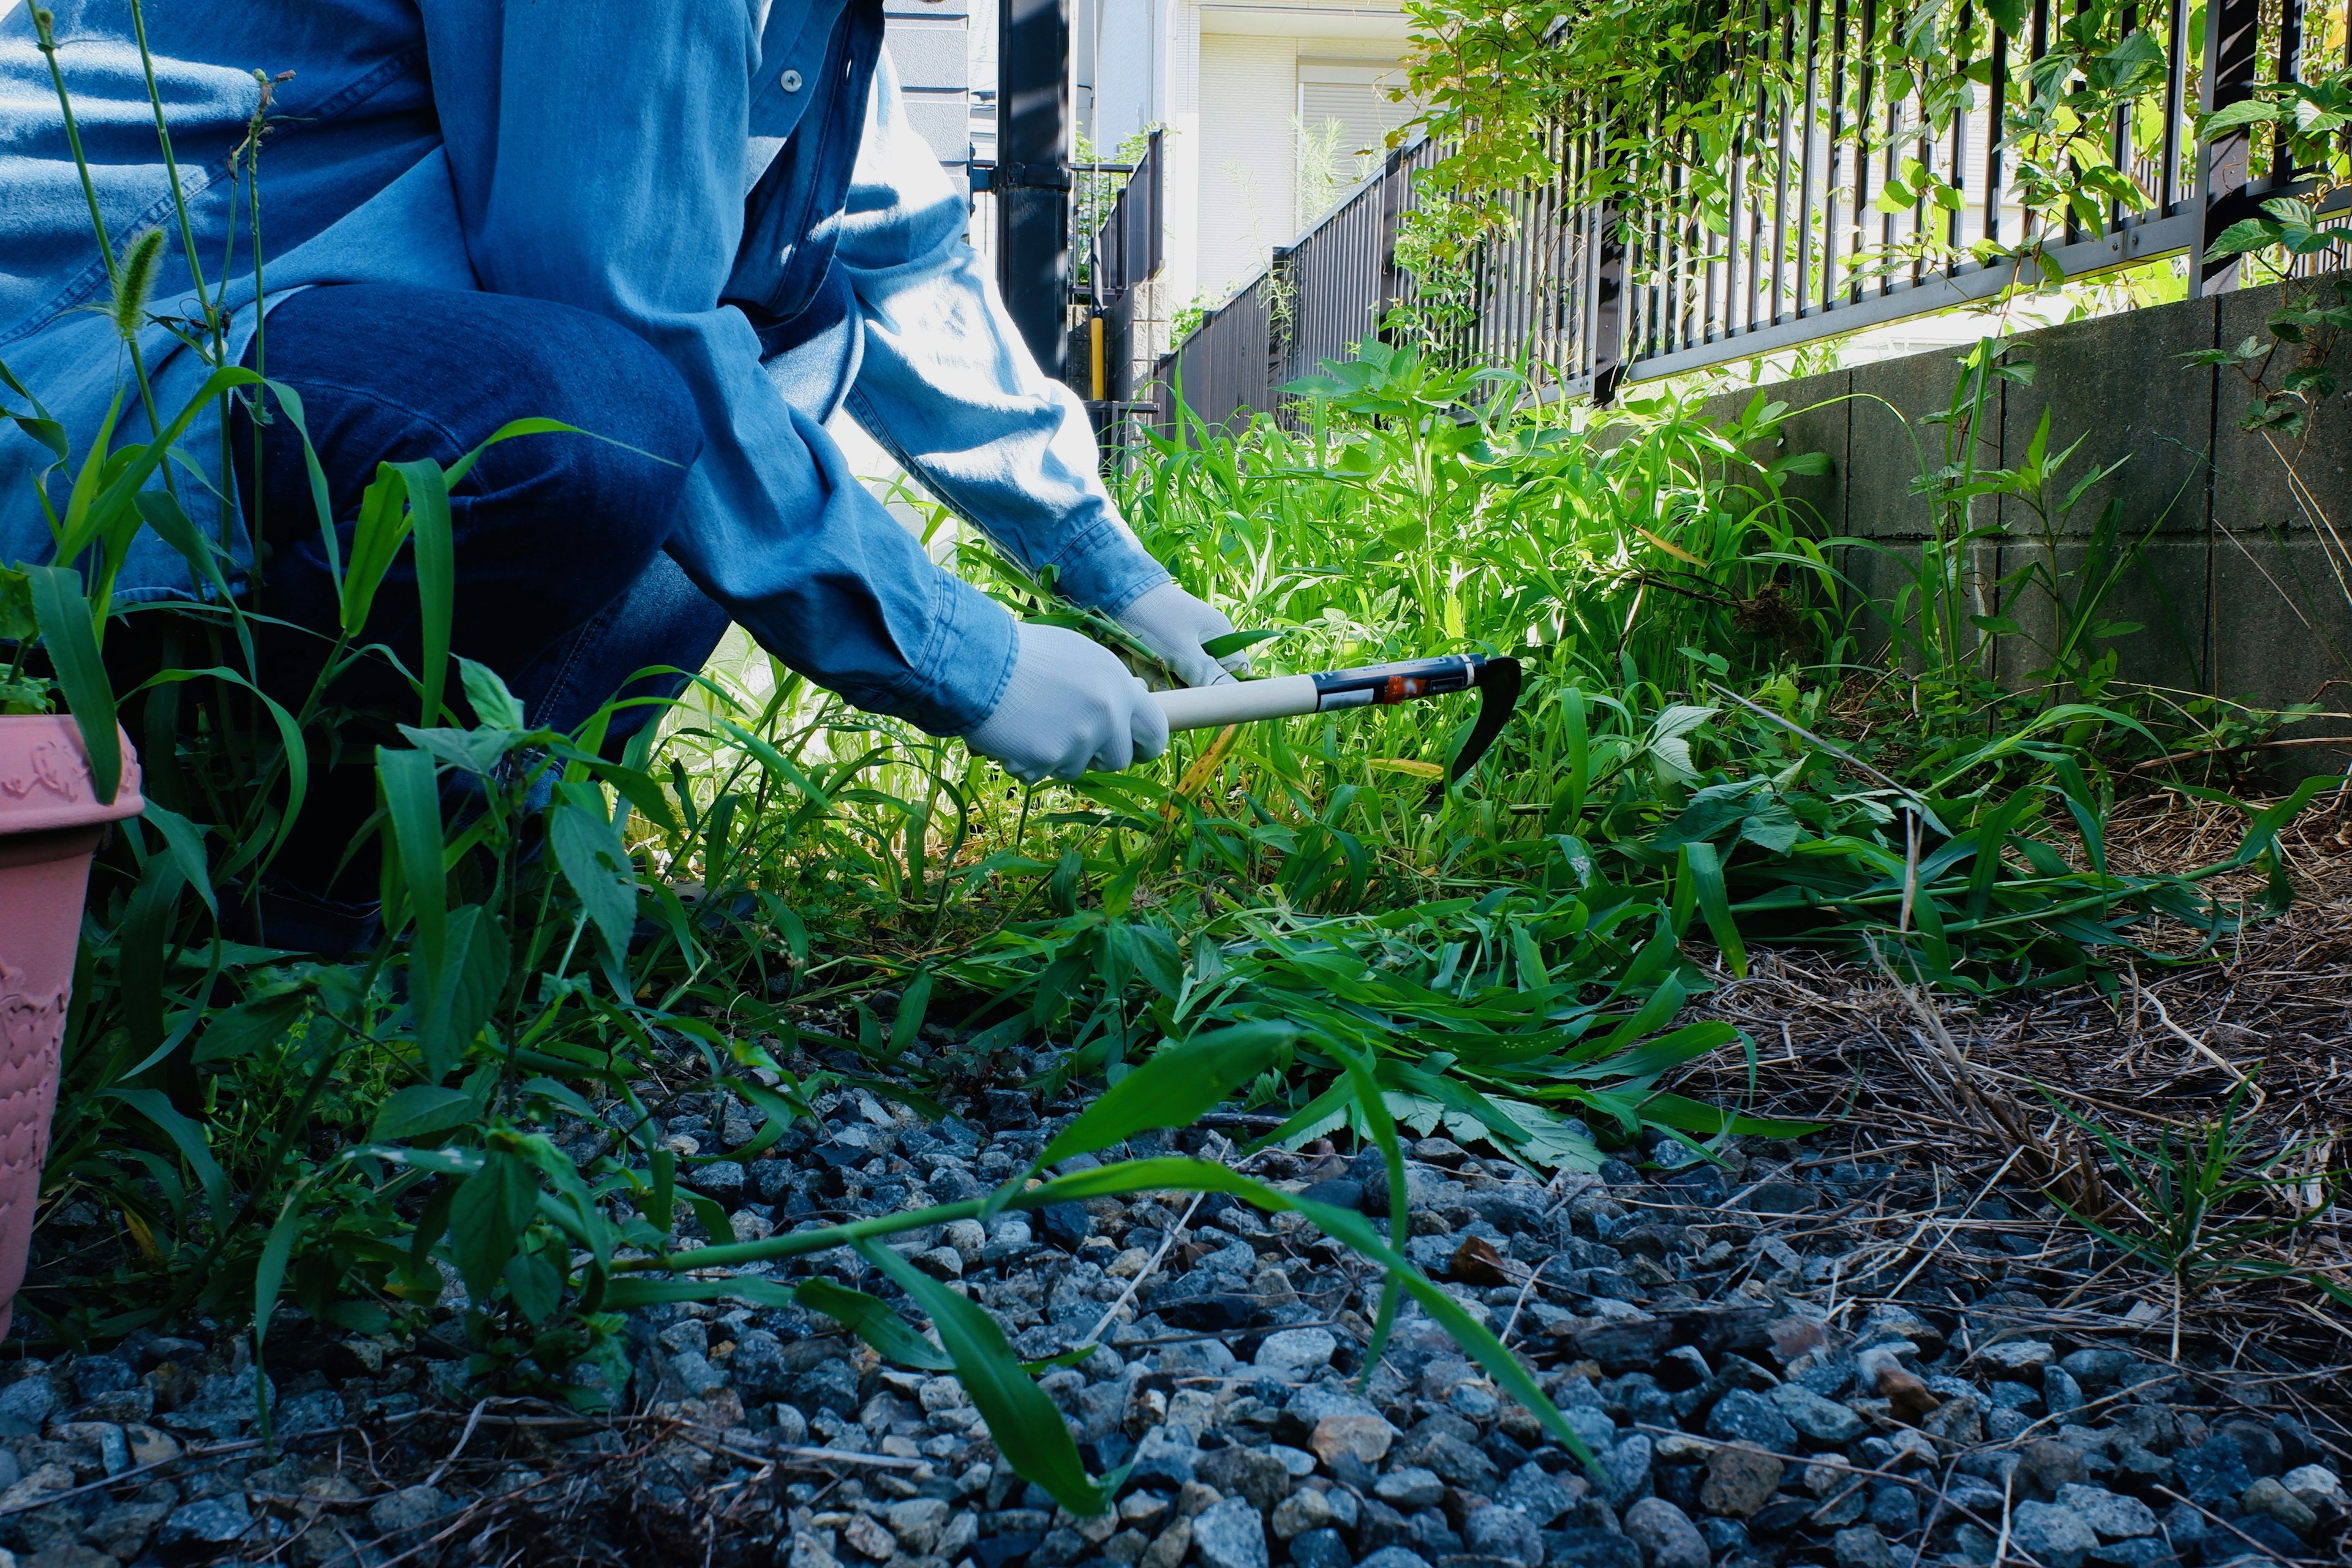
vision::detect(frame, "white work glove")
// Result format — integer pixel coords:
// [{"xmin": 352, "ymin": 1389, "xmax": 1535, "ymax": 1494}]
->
[
  {"xmin": 1116, "ymin": 581, "xmax": 1244, "ymax": 688},
  {"xmin": 963, "ymin": 622, "xmax": 1172, "ymax": 783}
]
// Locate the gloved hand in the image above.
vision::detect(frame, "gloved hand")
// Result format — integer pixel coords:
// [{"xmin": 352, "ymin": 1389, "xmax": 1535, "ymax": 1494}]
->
[
  {"xmin": 963, "ymin": 622, "xmax": 1172, "ymax": 783},
  {"xmin": 1116, "ymin": 581, "xmax": 1245, "ymax": 688}
]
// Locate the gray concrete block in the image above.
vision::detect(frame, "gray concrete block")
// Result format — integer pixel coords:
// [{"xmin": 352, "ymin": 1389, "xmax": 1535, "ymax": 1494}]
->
[
  {"xmin": 1844, "ymin": 345, "xmax": 1988, "ymax": 539},
  {"xmin": 1841, "ymin": 538, "xmax": 2003, "ymax": 674},
  {"xmin": 1991, "ymin": 537, "xmax": 2209, "ymax": 696},
  {"xmin": 1997, "ymin": 293, "xmax": 2217, "ymax": 537},
  {"xmin": 2209, "ymin": 276, "xmax": 2352, "ymax": 543},
  {"xmin": 2209, "ymin": 534, "xmax": 2352, "ymax": 777},
  {"xmin": 1752, "ymin": 369, "xmax": 1851, "ymax": 539}
]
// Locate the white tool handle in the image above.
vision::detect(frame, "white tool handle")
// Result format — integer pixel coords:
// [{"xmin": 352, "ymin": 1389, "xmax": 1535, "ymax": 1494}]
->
[{"xmin": 1152, "ymin": 676, "xmax": 1319, "ymax": 733}]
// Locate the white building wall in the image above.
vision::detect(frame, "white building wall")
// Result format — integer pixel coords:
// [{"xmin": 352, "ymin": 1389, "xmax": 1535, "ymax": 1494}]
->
[{"xmin": 1196, "ymin": 34, "xmax": 1299, "ymax": 304}]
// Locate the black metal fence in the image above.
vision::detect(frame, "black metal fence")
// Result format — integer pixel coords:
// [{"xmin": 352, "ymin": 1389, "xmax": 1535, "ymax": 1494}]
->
[{"xmin": 1160, "ymin": 0, "xmax": 2345, "ymax": 429}]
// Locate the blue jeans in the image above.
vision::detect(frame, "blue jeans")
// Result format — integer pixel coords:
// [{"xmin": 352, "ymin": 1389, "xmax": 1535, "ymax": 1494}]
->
[{"xmin": 230, "ymin": 284, "xmax": 735, "ymax": 941}]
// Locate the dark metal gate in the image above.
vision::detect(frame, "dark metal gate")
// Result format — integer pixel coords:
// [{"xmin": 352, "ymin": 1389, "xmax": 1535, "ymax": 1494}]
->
[{"xmin": 1162, "ymin": 0, "xmax": 2345, "ymax": 428}]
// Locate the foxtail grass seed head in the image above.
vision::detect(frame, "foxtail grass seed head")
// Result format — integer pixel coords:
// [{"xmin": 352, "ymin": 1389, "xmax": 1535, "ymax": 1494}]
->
[{"xmin": 111, "ymin": 229, "xmax": 165, "ymax": 342}]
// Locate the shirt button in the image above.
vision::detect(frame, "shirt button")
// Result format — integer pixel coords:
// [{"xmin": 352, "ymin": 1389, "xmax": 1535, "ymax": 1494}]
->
[{"xmin": 780, "ymin": 69, "xmax": 804, "ymax": 92}]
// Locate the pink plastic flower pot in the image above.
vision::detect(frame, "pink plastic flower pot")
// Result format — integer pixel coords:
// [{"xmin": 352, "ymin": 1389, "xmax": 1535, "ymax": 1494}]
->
[{"xmin": 0, "ymin": 715, "xmax": 142, "ymax": 1338}]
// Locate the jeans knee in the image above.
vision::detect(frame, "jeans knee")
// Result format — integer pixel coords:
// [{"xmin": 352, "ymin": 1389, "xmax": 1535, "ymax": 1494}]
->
[
  {"xmin": 460, "ymin": 307, "xmax": 702, "ymax": 552},
  {"xmin": 249, "ymin": 285, "xmax": 703, "ymax": 562}
]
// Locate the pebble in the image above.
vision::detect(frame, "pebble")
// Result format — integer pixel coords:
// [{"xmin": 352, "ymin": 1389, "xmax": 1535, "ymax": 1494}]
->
[
  {"xmin": 1256, "ymin": 1328, "xmax": 1339, "ymax": 1375},
  {"xmin": 1975, "ymin": 1338, "xmax": 2054, "ymax": 1378},
  {"xmin": 1831, "ymin": 1524, "xmax": 1896, "ymax": 1568},
  {"xmin": 1705, "ymin": 1389, "xmax": 1798, "ymax": 1450},
  {"xmin": 1313, "ymin": 1413, "xmax": 1400, "ymax": 1465},
  {"xmin": 2244, "ymin": 1476, "xmax": 2320, "ymax": 1537},
  {"xmin": 2010, "ymin": 1500, "xmax": 2101, "ymax": 1568},
  {"xmin": 2055, "ymin": 1482, "xmax": 2157, "ymax": 1539},
  {"xmin": 1770, "ymin": 1383, "xmax": 1864, "ymax": 1446},
  {"xmin": 1623, "ymin": 1496, "xmax": 1711, "ymax": 1568},
  {"xmin": 1699, "ymin": 1446, "xmax": 1784, "ymax": 1517},
  {"xmin": 1378, "ymin": 1467, "xmax": 1447, "ymax": 1510},
  {"xmin": 1271, "ymin": 1488, "xmax": 1339, "ymax": 1540},
  {"xmin": 1191, "ymin": 1494, "xmax": 1268, "ymax": 1568},
  {"xmin": 1468, "ymin": 1503, "xmax": 1547, "ymax": 1567}
]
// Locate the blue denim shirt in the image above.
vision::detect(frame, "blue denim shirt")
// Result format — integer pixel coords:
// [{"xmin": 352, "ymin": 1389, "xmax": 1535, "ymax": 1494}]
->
[{"xmin": 0, "ymin": 0, "xmax": 1170, "ymax": 734}]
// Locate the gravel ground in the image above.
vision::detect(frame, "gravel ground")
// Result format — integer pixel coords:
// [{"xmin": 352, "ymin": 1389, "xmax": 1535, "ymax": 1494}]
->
[{"xmin": 1, "ymin": 1069, "xmax": 2345, "ymax": 1568}]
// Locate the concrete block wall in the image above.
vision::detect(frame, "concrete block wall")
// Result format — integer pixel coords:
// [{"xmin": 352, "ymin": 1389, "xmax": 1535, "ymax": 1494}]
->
[{"xmin": 1694, "ymin": 275, "xmax": 2352, "ymax": 776}]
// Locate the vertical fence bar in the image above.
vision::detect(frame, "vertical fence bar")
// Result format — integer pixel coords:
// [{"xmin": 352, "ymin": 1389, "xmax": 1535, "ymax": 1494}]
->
[
  {"xmin": 1825, "ymin": 0, "xmax": 1849, "ymax": 312},
  {"xmin": 1948, "ymin": 5, "xmax": 1972, "ymax": 260},
  {"xmin": 2196, "ymin": 0, "xmax": 2261, "ymax": 293},
  {"xmin": 1851, "ymin": 0, "xmax": 1876, "ymax": 301},
  {"xmin": 2162, "ymin": 0, "xmax": 2188, "ymax": 211},
  {"xmin": 1986, "ymin": 26, "xmax": 2011, "ymax": 243}
]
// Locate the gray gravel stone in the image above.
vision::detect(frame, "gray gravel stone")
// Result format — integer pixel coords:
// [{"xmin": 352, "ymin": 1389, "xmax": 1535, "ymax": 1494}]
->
[
  {"xmin": 1131, "ymin": 1425, "xmax": 1200, "ymax": 1487},
  {"xmin": 1462, "ymin": 1504, "xmax": 1544, "ymax": 1567},
  {"xmin": 2054, "ymin": 1483, "xmax": 2157, "ymax": 1539},
  {"xmin": 1421, "ymin": 1434, "xmax": 1499, "ymax": 1490},
  {"xmin": 1704, "ymin": 1390, "xmax": 1797, "ymax": 1451},
  {"xmin": 1976, "ymin": 1340, "xmax": 2054, "ymax": 1378},
  {"xmin": 1273, "ymin": 1490, "xmax": 1340, "ymax": 1540},
  {"xmin": 1256, "ymin": 1329, "xmax": 1338, "ymax": 1375},
  {"xmin": 1357, "ymin": 1549, "xmax": 1434, "ymax": 1568},
  {"xmin": 1292, "ymin": 1527, "xmax": 1352, "ymax": 1568},
  {"xmin": 1544, "ymin": 1529, "xmax": 1642, "ymax": 1568},
  {"xmin": 690, "ymin": 1159, "xmax": 747, "ymax": 1199},
  {"xmin": 1698, "ymin": 1446, "xmax": 1782, "ymax": 1518},
  {"xmin": 0, "ymin": 1378, "xmax": 54, "ymax": 1435},
  {"xmin": 2242, "ymin": 1476, "xmax": 2318, "ymax": 1537},
  {"xmin": 1600, "ymin": 1434, "xmax": 1653, "ymax": 1509},
  {"xmin": 2010, "ymin": 1501, "xmax": 2100, "ymax": 1568},
  {"xmin": 1499, "ymin": 1462, "xmax": 1577, "ymax": 1526},
  {"xmin": 159, "ymin": 1495, "xmax": 254, "ymax": 1558},
  {"xmin": 1199, "ymin": 1446, "xmax": 1292, "ymax": 1513},
  {"xmin": 1378, "ymin": 1469, "xmax": 1447, "ymax": 1510},
  {"xmin": 1831, "ymin": 1526, "xmax": 1896, "ymax": 1568},
  {"xmin": 1769, "ymin": 1383, "xmax": 1864, "ymax": 1446},
  {"xmin": 1622, "ymin": 1498, "xmax": 1709, "ymax": 1568}
]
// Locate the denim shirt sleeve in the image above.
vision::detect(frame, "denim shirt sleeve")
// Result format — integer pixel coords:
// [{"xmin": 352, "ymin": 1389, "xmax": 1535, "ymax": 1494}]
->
[
  {"xmin": 422, "ymin": 0, "xmax": 1016, "ymax": 735},
  {"xmin": 833, "ymin": 55, "xmax": 1174, "ymax": 617}
]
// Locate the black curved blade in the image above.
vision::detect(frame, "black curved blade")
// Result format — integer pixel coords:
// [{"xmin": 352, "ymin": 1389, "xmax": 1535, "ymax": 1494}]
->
[{"xmin": 1428, "ymin": 656, "xmax": 1523, "ymax": 805}]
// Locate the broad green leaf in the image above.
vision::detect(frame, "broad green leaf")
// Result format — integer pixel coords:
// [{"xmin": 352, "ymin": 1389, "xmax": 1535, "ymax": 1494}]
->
[
  {"xmin": 1037, "ymin": 1020, "xmax": 1297, "ymax": 1169},
  {"xmin": 252, "ymin": 1199, "xmax": 303, "ymax": 1354},
  {"xmin": 449, "ymin": 1150, "xmax": 537, "ymax": 1300},
  {"xmin": 417, "ymin": 903, "xmax": 510, "ymax": 1082},
  {"xmin": 192, "ymin": 992, "xmax": 307, "ymax": 1064},
  {"xmin": 27, "ymin": 565, "xmax": 119, "ymax": 804},
  {"xmin": 1201, "ymin": 628, "xmax": 1286, "ymax": 659},
  {"xmin": 551, "ymin": 780, "xmax": 639, "ymax": 959},
  {"xmin": 795, "ymin": 1278, "xmax": 956, "ymax": 1371},
  {"xmin": 506, "ymin": 1250, "xmax": 564, "ymax": 1325},
  {"xmin": 858, "ymin": 1239, "xmax": 1119, "ymax": 1514},
  {"xmin": 1681, "ymin": 842, "xmax": 1748, "ymax": 978},
  {"xmin": 459, "ymin": 658, "xmax": 528, "ymax": 729},
  {"xmin": 372, "ymin": 1085, "xmax": 479, "ymax": 1143},
  {"xmin": 140, "ymin": 800, "xmax": 215, "ymax": 918},
  {"xmin": 105, "ymin": 1088, "xmax": 231, "ymax": 1229},
  {"xmin": 377, "ymin": 747, "xmax": 447, "ymax": 970}
]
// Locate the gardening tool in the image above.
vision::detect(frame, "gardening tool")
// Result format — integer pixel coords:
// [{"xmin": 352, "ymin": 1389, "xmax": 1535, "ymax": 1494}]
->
[{"xmin": 1152, "ymin": 653, "xmax": 1523, "ymax": 791}]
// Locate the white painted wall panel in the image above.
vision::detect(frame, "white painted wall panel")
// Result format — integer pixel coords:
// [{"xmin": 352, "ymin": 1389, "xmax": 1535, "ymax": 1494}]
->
[{"xmin": 1196, "ymin": 33, "xmax": 1296, "ymax": 302}]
